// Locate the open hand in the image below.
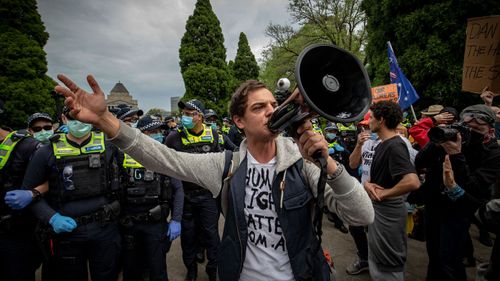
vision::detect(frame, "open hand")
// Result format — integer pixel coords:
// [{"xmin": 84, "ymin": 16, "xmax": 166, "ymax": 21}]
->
[{"xmin": 55, "ymin": 74, "xmax": 109, "ymax": 125}]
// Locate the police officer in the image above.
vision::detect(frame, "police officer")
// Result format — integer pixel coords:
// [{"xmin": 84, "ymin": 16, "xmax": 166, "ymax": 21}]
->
[
  {"xmin": 1, "ymin": 103, "xmax": 44, "ymax": 281},
  {"xmin": 115, "ymin": 104, "xmax": 143, "ymax": 128},
  {"xmin": 118, "ymin": 114, "xmax": 184, "ymax": 281},
  {"xmin": 22, "ymin": 109, "xmax": 122, "ymax": 281},
  {"xmin": 165, "ymin": 99, "xmax": 222, "ymax": 281},
  {"xmin": 26, "ymin": 113, "xmax": 55, "ymax": 144},
  {"xmin": 205, "ymin": 109, "xmax": 237, "ymax": 151}
]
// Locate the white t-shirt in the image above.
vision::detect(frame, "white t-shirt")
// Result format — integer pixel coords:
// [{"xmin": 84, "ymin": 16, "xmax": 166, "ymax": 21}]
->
[
  {"xmin": 360, "ymin": 138, "xmax": 381, "ymax": 184},
  {"xmin": 239, "ymin": 152, "xmax": 294, "ymax": 281}
]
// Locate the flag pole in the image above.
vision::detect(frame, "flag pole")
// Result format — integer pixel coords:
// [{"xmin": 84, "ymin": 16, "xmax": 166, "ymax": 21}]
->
[{"xmin": 409, "ymin": 104, "xmax": 417, "ymax": 122}]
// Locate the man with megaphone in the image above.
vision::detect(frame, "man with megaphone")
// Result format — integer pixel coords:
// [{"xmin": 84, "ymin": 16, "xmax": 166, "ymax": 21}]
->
[{"xmin": 54, "ymin": 69, "xmax": 374, "ymax": 280}]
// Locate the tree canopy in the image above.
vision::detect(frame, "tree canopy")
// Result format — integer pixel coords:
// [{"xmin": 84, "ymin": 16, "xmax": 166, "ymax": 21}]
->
[
  {"xmin": 178, "ymin": 0, "xmax": 231, "ymax": 117},
  {"xmin": 232, "ymin": 32, "xmax": 260, "ymax": 84},
  {"xmin": 0, "ymin": 0, "xmax": 55, "ymax": 129},
  {"xmin": 362, "ymin": 0, "xmax": 500, "ymax": 111}
]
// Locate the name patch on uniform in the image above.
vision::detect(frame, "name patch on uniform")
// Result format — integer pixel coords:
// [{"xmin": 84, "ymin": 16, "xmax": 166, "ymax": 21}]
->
[
  {"xmin": 201, "ymin": 136, "xmax": 212, "ymax": 141},
  {"xmin": 85, "ymin": 145, "xmax": 103, "ymax": 152}
]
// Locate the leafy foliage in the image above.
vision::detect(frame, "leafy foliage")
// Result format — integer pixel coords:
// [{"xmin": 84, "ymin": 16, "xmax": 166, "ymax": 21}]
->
[
  {"xmin": 178, "ymin": 0, "xmax": 231, "ymax": 118},
  {"xmin": 232, "ymin": 32, "xmax": 260, "ymax": 84},
  {"xmin": 0, "ymin": 0, "xmax": 55, "ymax": 129},
  {"xmin": 363, "ymin": 0, "xmax": 500, "ymax": 112},
  {"xmin": 261, "ymin": 0, "xmax": 367, "ymax": 91}
]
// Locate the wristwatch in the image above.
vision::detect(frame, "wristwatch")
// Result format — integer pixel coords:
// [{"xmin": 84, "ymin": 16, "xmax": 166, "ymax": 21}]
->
[{"xmin": 31, "ymin": 188, "xmax": 42, "ymax": 202}]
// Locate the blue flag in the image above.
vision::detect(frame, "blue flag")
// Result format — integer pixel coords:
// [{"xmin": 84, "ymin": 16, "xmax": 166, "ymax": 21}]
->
[{"xmin": 387, "ymin": 41, "xmax": 419, "ymax": 110}]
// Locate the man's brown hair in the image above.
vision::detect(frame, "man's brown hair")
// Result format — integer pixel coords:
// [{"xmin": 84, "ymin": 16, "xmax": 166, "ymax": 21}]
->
[{"xmin": 229, "ymin": 80, "xmax": 267, "ymax": 119}]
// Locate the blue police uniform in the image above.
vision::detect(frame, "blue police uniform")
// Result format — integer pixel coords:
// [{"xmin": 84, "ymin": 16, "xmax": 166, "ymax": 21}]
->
[
  {"xmin": 23, "ymin": 132, "xmax": 122, "ymax": 281},
  {"xmin": 119, "ymin": 152, "xmax": 184, "ymax": 281},
  {"xmin": 165, "ymin": 124, "xmax": 222, "ymax": 281}
]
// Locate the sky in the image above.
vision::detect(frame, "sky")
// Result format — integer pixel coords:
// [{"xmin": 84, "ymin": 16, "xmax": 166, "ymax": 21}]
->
[{"xmin": 37, "ymin": 0, "xmax": 292, "ymax": 113}]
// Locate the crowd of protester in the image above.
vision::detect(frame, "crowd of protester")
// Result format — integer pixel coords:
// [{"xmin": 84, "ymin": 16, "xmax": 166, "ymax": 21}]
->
[{"xmin": 1, "ymin": 78, "xmax": 499, "ymax": 281}]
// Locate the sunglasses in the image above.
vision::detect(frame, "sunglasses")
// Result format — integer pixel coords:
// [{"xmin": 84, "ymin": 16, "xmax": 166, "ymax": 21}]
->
[
  {"xmin": 31, "ymin": 125, "xmax": 53, "ymax": 132},
  {"xmin": 462, "ymin": 112, "xmax": 494, "ymax": 125}
]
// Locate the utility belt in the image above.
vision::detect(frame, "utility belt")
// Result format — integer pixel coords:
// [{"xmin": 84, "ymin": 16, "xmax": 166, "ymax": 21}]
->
[
  {"xmin": 184, "ymin": 185, "xmax": 211, "ymax": 197},
  {"xmin": 120, "ymin": 205, "xmax": 166, "ymax": 227},
  {"xmin": 73, "ymin": 200, "xmax": 120, "ymax": 226}
]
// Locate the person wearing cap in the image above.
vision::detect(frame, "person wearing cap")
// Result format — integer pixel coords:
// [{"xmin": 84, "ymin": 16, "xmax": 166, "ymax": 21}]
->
[
  {"xmin": 55, "ymin": 75, "xmax": 374, "ymax": 281},
  {"xmin": 205, "ymin": 109, "xmax": 237, "ymax": 151},
  {"xmin": 27, "ymin": 112, "xmax": 54, "ymax": 144},
  {"xmin": 165, "ymin": 99, "xmax": 223, "ymax": 281},
  {"xmin": 221, "ymin": 117, "xmax": 231, "ymax": 135},
  {"xmin": 415, "ymin": 104, "xmax": 500, "ymax": 281},
  {"xmin": 21, "ymin": 110, "xmax": 122, "ymax": 281},
  {"xmin": 409, "ymin": 105, "xmax": 458, "ymax": 149},
  {"xmin": 118, "ymin": 115, "xmax": 184, "ymax": 281},
  {"xmin": 1, "ymin": 106, "xmax": 45, "ymax": 281},
  {"xmin": 115, "ymin": 104, "xmax": 143, "ymax": 128}
]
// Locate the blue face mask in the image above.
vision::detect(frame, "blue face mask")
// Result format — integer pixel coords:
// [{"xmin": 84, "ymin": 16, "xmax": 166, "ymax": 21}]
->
[
  {"xmin": 207, "ymin": 122, "xmax": 217, "ymax": 131},
  {"xmin": 150, "ymin": 133, "xmax": 164, "ymax": 143},
  {"xmin": 131, "ymin": 121, "xmax": 138, "ymax": 128},
  {"xmin": 33, "ymin": 129, "xmax": 54, "ymax": 143},
  {"xmin": 326, "ymin": 133, "xmax": 336, "ymax": 140},
  {"xmin": 67, "ymin": 120, "xmax": 92, "ymax": 138},
  {"xmin": 370, "ymin": 132, "xmax": 378, "ymax": 140},
  {"xmin": 181, "ymin": 116, "xmax": 194, "ymax": 129}
]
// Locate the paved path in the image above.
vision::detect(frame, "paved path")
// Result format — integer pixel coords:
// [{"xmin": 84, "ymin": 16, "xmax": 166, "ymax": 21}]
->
[{"xmin": 36, "ymin": 217, "xmax": 494, "ymax": 280}]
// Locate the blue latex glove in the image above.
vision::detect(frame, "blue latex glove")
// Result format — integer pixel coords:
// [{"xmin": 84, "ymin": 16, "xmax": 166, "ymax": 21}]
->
[
  {"xmin": 328, "ymin": 147, "xmax": 335, "ymax": 155},
  {"xmin": 333, "ymin": 143, "xmax": 345, "ymax": 152},
  {"xmin": 167, "ymin": 220, "xmax": 181, "ymax": 241},
  {"xmin": 4, "ymin": 190, "xmax": 33, "ymax": 210},
  {"xmin": 49, "ymin": 213, "xmax": 77, "ymax": 233}
]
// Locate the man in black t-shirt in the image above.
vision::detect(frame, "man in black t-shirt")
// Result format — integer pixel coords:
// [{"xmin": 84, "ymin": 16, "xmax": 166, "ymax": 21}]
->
[{"xmin": 364, "ymin": 101, "xmax": 420, "ymax": 281}]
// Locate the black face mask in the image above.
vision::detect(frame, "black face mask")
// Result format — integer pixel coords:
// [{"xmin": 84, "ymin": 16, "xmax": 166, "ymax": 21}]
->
[{"xmin": 467, "ymin": 130, "xmax": 485, "ymax": 146}]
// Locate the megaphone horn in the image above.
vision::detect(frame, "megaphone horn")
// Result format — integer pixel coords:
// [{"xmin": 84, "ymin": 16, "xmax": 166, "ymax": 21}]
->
[
  {"xmin": 268, "ymin": 44, "xmax": 372, "ymax": 136},
  {"xmin": 295, "ymin": 43, "xmax": 372, "ymax": 123}
]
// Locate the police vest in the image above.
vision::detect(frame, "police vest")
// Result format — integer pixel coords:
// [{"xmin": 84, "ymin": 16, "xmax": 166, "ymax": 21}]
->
[
  {"xmin": 178, "ymin": 124, "xmax": 218, "ymax": 154},
  {"xmin": 337, "ymin": 123, "xmax": 356, "ymax": 131},
  {"xmin": 122, "ymin": 154, "xmax": 169, "ymax": 207},
  {"xmin": 0, "ymin": 131, "xmax": 24, "ymax": 170},
  {"xmin": 312, "ymin": 123, "xmax": 323, "ymax": 135},
  {"xmin": 48, "ymin": 132, "xmax": 111, "ymax": 204},
  {"xmin": 221, "ymin": 125, "xmax": 230, "ymax": 134}
]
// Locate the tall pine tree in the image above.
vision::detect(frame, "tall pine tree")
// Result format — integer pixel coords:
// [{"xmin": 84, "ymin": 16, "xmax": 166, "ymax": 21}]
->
[
  {"xmin": 0, "ymin": 0, "xmax": 56, "ymax": 128},
  {"xmin": 232, "ymin": 32, "xmax": 259, "ymax": 84},
  {"xmin": 179, "ymin": 0, "xmax": 230, "ymax": 115}
]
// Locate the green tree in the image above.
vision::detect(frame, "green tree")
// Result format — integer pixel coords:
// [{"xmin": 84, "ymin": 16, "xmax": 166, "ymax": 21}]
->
[
  {"xmin": 363, "ymin": 0, "xmax": 500, "ymax": 111},
  {"xmin": 146, "ymin": 108, "xmax": 168, "ymax": 118},
  {"xmin": 261, "ymin": 0, "xmax": 367, "ymax": 91},
  {"xmin": 178, "ymin": 0, "xmax": 231, "ymax": 115},
  {"xmin": 260, "ymin": 23, "xmax": 329, "ymax": 89},
  {"xmin": 232, "ymin": 32, "xmax": 259, "ymax": 84},
  {"xmin": 0, "ymin": 0, "xmax": 55, "ymax": 129}
]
